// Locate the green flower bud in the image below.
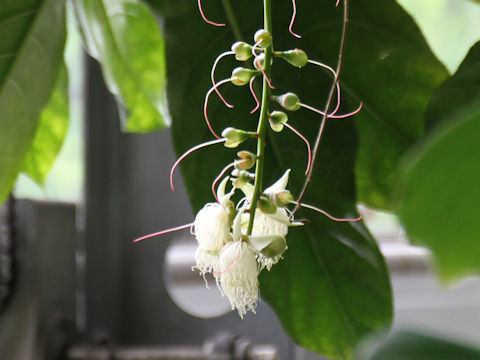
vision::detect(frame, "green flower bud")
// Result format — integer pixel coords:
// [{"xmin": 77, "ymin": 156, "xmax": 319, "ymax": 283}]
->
[
  {"xmin": 235, "ymin": 150, "xmax": 256, "ymax": 170},
  {"xmin": 268, "ymin": 111, "xmax": 288, "ymax": 132},
  {"xmin": 269, "ymin": 190, "xmax": 294, "ymax": 207},
  {"xmin": 276, "ymin": 49, "xmax": 308, "ymax": 68},
  {"xmin": 231, "ymin": 67, "xmax": 258, "ymax": 86},
  {"xmin": 273, "ymin": 92, "xmax": 301, "ymax": 111},
  {"xmin": 231, "ymin": 169, "xmax": 254, "ymax": 188},
  {"xmin": 231, "ymin": 41, "xmax": 253, "ymax": 61},
  {"xmin": 258, "ymin": 196, "xmax": 277, "ymax": 214},
  {"xmin": 254, "ymin": 29, "xmax": 272, "ymax": 48},
  {"xmin": 222, "ymin": 127, "xmax": 257, "ymax": 148}
]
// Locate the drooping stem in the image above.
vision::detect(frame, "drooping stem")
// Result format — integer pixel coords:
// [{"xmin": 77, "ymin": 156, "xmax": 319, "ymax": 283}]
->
[
  {"xmin": 292, "ymin": 0, "xmax": 349, "ymax": 216},
  {"xmin": 247, "ymin": 0, "xmax": 273, "ymax": 235}
]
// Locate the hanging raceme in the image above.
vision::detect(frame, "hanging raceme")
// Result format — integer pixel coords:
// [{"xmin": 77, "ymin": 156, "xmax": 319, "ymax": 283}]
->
[{"xmin": 135, "ymin": 0, "xmax": 362, "ymax": 317}]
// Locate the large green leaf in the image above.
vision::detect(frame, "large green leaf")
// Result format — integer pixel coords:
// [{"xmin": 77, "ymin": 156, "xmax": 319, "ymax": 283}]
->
[
  {"xmin": 396, "ymin": 42, "xmax": 480, "ymax": 280},
  {"xmin": 164, "ymin": 1, "xmax": 392, "ymax": 358},
  {"xmin": 425, "ymin": 41, "xmax": 480, "ymax": 130},
  {"xmin": 355, "ymin": 331, "xmax": 480, "ymax": 360},
  {"xmin": 0, "ymin": 0, "xmax": 66, "ymax": 203},
  {"xmin": 73, "ymin": 0, "xmax": 169, "ymax": 132},
  {"xmin": 21, "ymin": 63, "xmax": 69, "ymax": 184}
]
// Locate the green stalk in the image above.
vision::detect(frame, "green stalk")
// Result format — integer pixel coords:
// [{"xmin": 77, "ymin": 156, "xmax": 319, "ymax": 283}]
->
[{"xmin": 247, "ymin": 0, "xmax": 273, "ymax": 235}]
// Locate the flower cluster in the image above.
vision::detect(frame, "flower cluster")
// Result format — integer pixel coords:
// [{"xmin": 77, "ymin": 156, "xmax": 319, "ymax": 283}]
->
[{"xmin": 192, "ymin": 171, "xmax": 299, "ymax": 317}]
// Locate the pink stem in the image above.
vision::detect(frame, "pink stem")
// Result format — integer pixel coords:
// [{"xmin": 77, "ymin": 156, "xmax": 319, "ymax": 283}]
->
[
  {"xmin": 170, "ymin": 138, "xmax": 226, "ymax": 191},
  {"xmin": 284, "ymin": 123, "xmax": 311, "ymax": 176},
  {"xmin": 204, "ymin": 79, "xmax": 232, "ymax": 138},
  {"xmin": 197, "ymin": 0, "xmax": 225, "ymax": 26},
  {"xmin": 298, "ymin": 202, "xmax": 362, "ymax": 222},
  {"xmin": 134, "ymin": 222, "xmax": 194, "ymax": 243},
  {"xmin": 212, "ymin": 162, "xmax": 235, "ymax": 202},
  {"xmin": 211, "ymin": 51, "xmax": 235, "ymax": 108},
  {"xmin": 249, "ymin": 76, "xmax": 260, "ymax": 113},
  {"xmin": 252, "ymin": 42, "xmax": 275, "ymax": 89},
  {"xmin": 289, "ymin": 0, "xmax": 302, "ymax": 38}
]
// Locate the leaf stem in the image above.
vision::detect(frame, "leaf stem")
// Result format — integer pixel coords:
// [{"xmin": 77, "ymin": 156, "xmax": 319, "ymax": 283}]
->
[
  {"xmin": 291, "ymin": 0, "xmax": 349, "ymax": 216},
  {"xmin": 247, "ymin": 0, "xmax": 273, "ymax": 235}
]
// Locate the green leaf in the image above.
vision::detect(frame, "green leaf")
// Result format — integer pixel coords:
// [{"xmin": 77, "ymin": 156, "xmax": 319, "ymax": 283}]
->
[
  {"xmin": 396, "ymin": 42, "xmax": 480, "ymax": 280},
  {"xmin": 355, "ymin": 330, "xmax": 480, "ymax": 360},
  {"xmin": 0, "ymin": 0, "xmax": 66, "ymax": 203},
  {"xmin": 164, "ymin": 1, "xmax": 392, "ymax": 358},
  {"xmin": 426, "ymin": 41, "xmax": 480, "ymax": 130},
  {"xmin": 21, "ymin": 63, "xmax": 69, "ymax": 184},
  {"xmin": 73, "ymin": 0, "xmax": 169, "ymax": 132},
  {"xmin": 396, "ymin": 102, "xmax": 480, "ymax": 280}
]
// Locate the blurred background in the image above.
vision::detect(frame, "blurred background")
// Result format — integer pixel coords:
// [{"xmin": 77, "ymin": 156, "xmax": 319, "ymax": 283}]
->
[{"xmin": 3, "ymin": 0, "xmax": 480, "ymax": 359}]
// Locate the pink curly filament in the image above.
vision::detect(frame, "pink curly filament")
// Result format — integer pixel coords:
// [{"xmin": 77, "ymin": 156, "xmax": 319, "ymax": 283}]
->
[
  {"xmin": 284, "ymin": 122, "xmax": 311, "ymax": 175},
  {"xmin": 335, "ymin": 0, "xmax": 341, "ymax": 7},
  {"xmin": 211, "ymin": 51, "xmax": 235, "ymax": 108},
  {"xmin": 211, "ymin": 162, "xmax": 235, "ymax": 202},
  {"xmin": 300, "ymin": 102, "xmax": 363, "ymax": 119},
  {"xmin": 214, "ymin": 255, "xmax": 239, "ymax": 275},
  {"xmin": 197, "ymin": 0, "xmax": 225, "ymax": 26},
  {"xmin": 249, "ymin": 77, "xmax": 260, "ymax": 113},
  {"xmin": 170, "ymin": 138, "xmax": 226, "ymax": 191},
  {"xmin": 134, "ymin": 222, "xmax": 195, "ymax": 243},
  {"xmin": 289, "ymin": 0, "xmax": 302, "ymax": 38},
  {"xmin": 204, "ymin": 79, "xmax": 232, "ymax": 138},
  {"xmin": 296, "ymin": 202, "xmax": 362, "ymax": 222},
  {"xmin": 308, "ymin": 59, "xmax": 341, "ymax": 115},
  {"xmin": 251, "ymin": 42, "xmax": 275, "ymax": 89}
]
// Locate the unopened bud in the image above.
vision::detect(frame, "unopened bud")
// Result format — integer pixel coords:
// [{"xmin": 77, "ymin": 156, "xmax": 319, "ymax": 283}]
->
[
  {"xmin": 276, "ymin": 49, "xmax": 308, "ymax": 68},
  {"xmin": 222, "ymin": 127, "xmax": 256, "ymax": 148},
  {"xmin": 268, "ymin": 111, "xmax": 288, "ymax": 132},
  {"xmin": 254, "ymin": 29, "xmax": 272, "ymax": 48},
  {"xmin": 235, "ymin": 150, "xmax": 256, "ymax": 170},
  {"xmin": 258, "ymin": 196, "xmax": 277, "ymax": 214},
  {"xmin": 273, "ymin": 92, "xmax": 301, "ymax": 111},
  {"xmin": 270, "ymin": 190, "xmax": 293, "ymax": 207},
  {"xmin": 231, "ymin": 41, "xmax": 252, "ymax": 61},
  {"xmin": 231, "ymin": 67, "xmax": 258, "ymax": 86},
  {"xmin": 247, "ymin": 234, "xmax": 287, "ymax": 259}
]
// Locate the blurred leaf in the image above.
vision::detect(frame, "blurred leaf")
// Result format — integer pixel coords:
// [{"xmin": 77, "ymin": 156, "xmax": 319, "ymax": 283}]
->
[
  {"xmin": 21, "ymin": 63, "xmax": 69, "ymax": 184},
  {"xmin": 165, "ymin": 1, "xmax": 393, "ymax": 358},
  {"xmin": 426, "ymin": 41, "xmax": 480, "ymax": 130},
  {"xmin": 396, "ymin": 102, "xmax": 480, "ymax": 280},
  {"xmin": 355, "ymin": 330, "xmax": 480, "ymax": 360},
  {"xmin": 73, "ymin": 0, "xmax": 169, "ymax": 132},
  {"xmin": 0, "ymin": 0, "xmax": 66, "ymax": 203},
  {"xmin": 396, "ymin": 42, "xmax": 480, "ymax": 280}
]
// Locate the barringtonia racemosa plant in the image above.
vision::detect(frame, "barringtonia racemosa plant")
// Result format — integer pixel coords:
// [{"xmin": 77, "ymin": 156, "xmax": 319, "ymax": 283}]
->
[{"xmin": 136, "ymin": 0, "xmax": 363, "ymax": 319}]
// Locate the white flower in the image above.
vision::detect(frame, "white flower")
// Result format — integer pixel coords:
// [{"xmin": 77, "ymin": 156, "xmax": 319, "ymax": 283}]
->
[
  {"xmin": 218, "ymin": 240, "xmax": 259, "ymax": 318},
  {"xmin": 193, "ymin": 177, "xmax": 233, "ymax": 276}
]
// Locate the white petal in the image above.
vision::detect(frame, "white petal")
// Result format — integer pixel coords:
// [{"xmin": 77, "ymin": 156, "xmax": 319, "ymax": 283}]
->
[
  {"xmin": 194, "ymin": 203, "xmax": 230, "ymax": 252},
  {"xmin": 265, "ymin": 169, "xmax": 291, "ymax": 194}
]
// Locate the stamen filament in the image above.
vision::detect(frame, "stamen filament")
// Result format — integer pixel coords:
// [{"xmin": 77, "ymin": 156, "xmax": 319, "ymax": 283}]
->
[
  {"xmin": 249, "ymin": 76, "xmax": 260, "ymax": 113},
  {"xmin": 336, "ymin": 0, "xmax": 341, "ymax": 7},
  {"xmin": 170, "ymin": 138, "xmax": 226, "ymax": 191},
  {"xmin": 197, "ymin": 0, "xmax": 226, "ymax": 26},
  {"xmin": 308, "ymin": 59, "xmax": 341, "ymax": 115},
  {"xmin": 134, "ymin": 222, "xmax": 194, "ymax": 243},
  {"xmin": 252, "ymin": 41, "xmax": 275, "ymax": 89},
  {"xmin": 284, "ymin": 123, "xmax": 311, "ymax": 175},
  {"xmin": 204, "ymin": 79, "xmax": 233, "ymax": 138},
  {"xmin": 212, "ymin": 162, "xmax": 235, "ymax": 202},
  {"xmin": 300, "ymin": 102, "xmax": 362, "ymax": 119},
  {"xmin": 211, "ymin": 51, "xmax": 235, "ymax": 108},
  {"xmin": 289, "ymin": 0, "xmax": 302, "ymax": 38},
  {"xmin": 292, "ymin": 201, "xmax": 362, "ymax": 222},
  {"xmin": 213, "ymin": 255, "xmax": 239, "ymax": 275}
]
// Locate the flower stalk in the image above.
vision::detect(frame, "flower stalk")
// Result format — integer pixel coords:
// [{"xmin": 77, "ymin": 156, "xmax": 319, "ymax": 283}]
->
[{"xmin": 247, "ymin": 0, "xmax": 273, "ymax": 236}]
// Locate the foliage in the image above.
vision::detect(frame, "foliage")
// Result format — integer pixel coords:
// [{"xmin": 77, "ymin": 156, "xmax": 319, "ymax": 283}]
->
[{"xmin": 0, "ymin": 0, "xmax": 479, "ymax": 359}]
